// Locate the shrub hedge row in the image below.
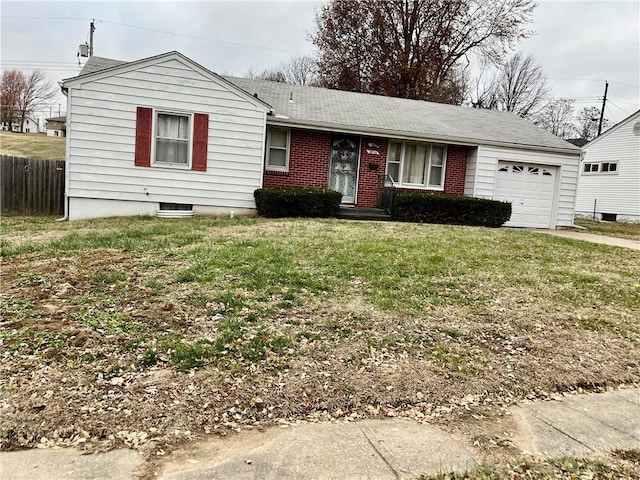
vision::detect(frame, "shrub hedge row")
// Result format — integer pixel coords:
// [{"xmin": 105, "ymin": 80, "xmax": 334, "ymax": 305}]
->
[
  {"xmin": 254, "ymin": 187, "xmax": 511, "ymax": 227},
  {"xmin": 254, "ymin": 187, "xmax": 342, "ymax": 218},
  {"xmin": 391, "ymin": 192, "xmax": 512, "ymax": 228}
]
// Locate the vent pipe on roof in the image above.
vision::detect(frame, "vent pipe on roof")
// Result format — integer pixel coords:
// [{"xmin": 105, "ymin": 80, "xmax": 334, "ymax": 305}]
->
[{"xmin": 289, "ymin": 92, "xmax": 294, "ymax": 103}]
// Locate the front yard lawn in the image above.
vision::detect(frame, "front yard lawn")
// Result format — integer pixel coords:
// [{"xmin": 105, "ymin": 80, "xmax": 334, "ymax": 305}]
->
[{"xmin": 1, "ymin": 217, "xmax": 639, "ymax": 455}]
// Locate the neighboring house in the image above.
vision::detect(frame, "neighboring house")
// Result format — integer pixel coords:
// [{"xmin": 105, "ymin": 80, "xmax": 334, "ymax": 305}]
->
[
  {"xmin": 46, "ymin": 116, "xmax": 67, "ymax": 137},
  {"xmin": 2, "ymin": 117, "xmax": 40, "ymax": 133},
  {"xmin": 574, "ymin": 110, "xmax": 640, "ymax": 222},
  {"xmin": 61, "ymin": 51, "xmax": 582, "ymax": 227}
]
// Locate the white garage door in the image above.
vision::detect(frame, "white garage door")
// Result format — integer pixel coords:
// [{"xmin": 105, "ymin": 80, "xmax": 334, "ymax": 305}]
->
[{"xmin": 494, "ymin": 161, "xmax": 557, "ymax": 228}]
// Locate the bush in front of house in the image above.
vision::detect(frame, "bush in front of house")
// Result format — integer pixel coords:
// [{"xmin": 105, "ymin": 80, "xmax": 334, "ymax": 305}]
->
[
  {"xmin": 254, "ymin": 187, "xmax": 342, "ymax": 218},
  {"xmin": 391, "ymin": 192, "xmax": 512, "ymax": 227}
]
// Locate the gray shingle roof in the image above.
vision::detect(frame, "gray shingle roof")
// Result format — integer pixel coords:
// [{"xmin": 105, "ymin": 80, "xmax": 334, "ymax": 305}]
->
[
  {"xmin": 225, "ymin": 76, "xmax": 579, "ymax": 153},
  {"xmin": 71, "ymin": 55, "xmax": 580, "ymax": 154},
  {"xmin": 79, "ymin": 56, "xmax": 128, "ymax": 76}
]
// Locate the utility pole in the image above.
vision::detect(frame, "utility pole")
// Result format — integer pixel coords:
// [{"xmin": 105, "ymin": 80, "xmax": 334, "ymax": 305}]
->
[
  {"xmin": 89, "ymin": 19, "xmax": 95, "ymax": 57},
  {"xmin": 597, "ymin": 80, "xmax": 608, "ymax": 136}
]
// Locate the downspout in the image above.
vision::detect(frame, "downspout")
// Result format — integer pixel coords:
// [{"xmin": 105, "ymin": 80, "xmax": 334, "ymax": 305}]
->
[{"xmin": 56, "ymin": 83, "xmax": 70, "ymax": 221}]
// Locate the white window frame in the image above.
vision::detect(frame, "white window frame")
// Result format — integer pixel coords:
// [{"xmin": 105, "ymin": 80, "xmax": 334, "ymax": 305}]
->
[
  {"xmin": 266, "ymin": 127, "xmax": 290, "ymax": 172},
  {"xmin": 385, "ymin": 141, "xmax": 447, "ymax": 190},
  {"xmin": 582, "ymin": 161, "xmax": 618, "ymax": 175},
  {"xmin": 152, "ymin": 110, "xmax": 193, "ymax": 169}
]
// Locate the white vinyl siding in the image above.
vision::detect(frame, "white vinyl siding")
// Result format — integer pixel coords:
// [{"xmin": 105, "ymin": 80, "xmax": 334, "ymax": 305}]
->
[
  {"xmin": 471, "ymin": 145, "xmax": 580, "ymax": 228},
  {"xmin": 575, "ymin": 112, "xmax": 640, "ymax": 221},
  {"xmin": 464, "ymin": 147, "xmax": 478, "ymax": 196},
  {"xmin": 65, "ymin": 56, "xmax": 269, "ymax": 220}
]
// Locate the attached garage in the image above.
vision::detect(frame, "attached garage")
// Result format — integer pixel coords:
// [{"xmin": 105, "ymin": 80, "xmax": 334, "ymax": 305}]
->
[
  {"xmin": 494, "ymin": 161, "xmax": 558, "ymax": 228},
  {"xmin": 465, "ymin": 145, "xmax": 580, "ymax": 229}
]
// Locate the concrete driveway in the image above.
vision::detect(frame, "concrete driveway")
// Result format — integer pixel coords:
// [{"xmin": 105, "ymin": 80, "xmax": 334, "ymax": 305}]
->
[{"xmin": 530, "ymin": 229, "xmax": 640, "ymax": 250}]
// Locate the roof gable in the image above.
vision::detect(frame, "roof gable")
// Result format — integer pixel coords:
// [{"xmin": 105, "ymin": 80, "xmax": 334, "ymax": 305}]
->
[
  {"xmin": 63, "ymin": 52, "xmax": 271, "ymax": 112},
  {"xmin": 583, "ymin": 109, "xmax": 640, "ymax": 149}
]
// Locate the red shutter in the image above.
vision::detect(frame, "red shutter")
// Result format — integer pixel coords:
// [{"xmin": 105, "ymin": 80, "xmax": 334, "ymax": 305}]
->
[
  {"xmin": 135, "ymin": 107, "xmax": 152, "ymax": 167},
  {"xmin": 192, "ymin": 113, "xmax": 209, "ymax": 172}
]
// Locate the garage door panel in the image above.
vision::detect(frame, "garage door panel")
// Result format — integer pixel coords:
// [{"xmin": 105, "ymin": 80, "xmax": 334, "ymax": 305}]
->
[{"xmin": 495, "ymin": 161, "xmax": 557, "ymax": 228}]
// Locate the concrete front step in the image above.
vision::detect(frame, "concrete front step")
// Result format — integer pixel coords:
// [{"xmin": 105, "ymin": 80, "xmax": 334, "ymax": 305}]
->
[{"xmin": 337, "ymin": 207, "xmax": 392, "ymax": 221}]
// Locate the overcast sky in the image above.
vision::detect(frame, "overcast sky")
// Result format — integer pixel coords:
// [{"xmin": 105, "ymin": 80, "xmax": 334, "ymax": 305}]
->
[{"xmin": 2, "ymin": 0, "xmax": 638, "ymax": 125}]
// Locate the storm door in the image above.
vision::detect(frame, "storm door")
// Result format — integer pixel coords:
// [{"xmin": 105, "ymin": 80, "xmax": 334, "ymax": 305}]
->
[{"xmin": 328, "ymin": 135, "xmax": 360, "ymax": 203}]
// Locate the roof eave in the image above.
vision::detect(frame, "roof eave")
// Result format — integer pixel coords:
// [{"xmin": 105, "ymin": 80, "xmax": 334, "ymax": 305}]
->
[
  {"xmin": 266, "ymin": 117, "xmax": 582, "ymax": 157},
  {"xmin": 62, "ymin": 51, "xmax": 272, "ymax": 112}
]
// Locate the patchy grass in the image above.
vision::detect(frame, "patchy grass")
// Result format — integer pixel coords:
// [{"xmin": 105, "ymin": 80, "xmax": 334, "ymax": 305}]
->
[
  {"xmin": 423, "ymin": 450, "xmax": 640, "ymax": 479},
  {"xmin": 0, "ymin": 216, "xmax": 639, "ymax": 455},
  {"xmin": 573, "ymin": 217, "xmax": 640, "ymax": 240},
  {"xmin": 0, "ymin": 131, "xmax": 66, "ymax": 160}
]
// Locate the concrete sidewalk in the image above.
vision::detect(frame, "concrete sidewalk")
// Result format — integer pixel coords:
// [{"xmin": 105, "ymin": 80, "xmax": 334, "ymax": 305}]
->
[
  {"xmin": 530, "ymin": 229, "xmax": 640, "ymax": 250},
  {"xmin": 1, "ymin": 389, "xmax": 638, "ymax": 480}
]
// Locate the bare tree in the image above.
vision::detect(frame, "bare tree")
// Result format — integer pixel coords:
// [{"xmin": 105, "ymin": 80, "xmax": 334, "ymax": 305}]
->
[
  {"xmin": 575, "ymin": 106, "xmax": 609, "ymax": 141},
  {"xmin": 534, "ymin": 98, "xmax": 576, "ymax": 138},
  {"xmin": 1, "ymin": 70, "xmax": 27, "ymax": 131},
  {"xmin": 279, "ymin": 55, "xmax": 318, "ymax": 86},
  {"xmin": 465, "ymin": 58, "xmax": 500, "ymax": 110},
  {"xmin": 244, "ymin": 55, "xmax": 319, "ymax": 86},
  {"xmin": 311, "ymin": 0, "xmax": 536, "ymax": 104},
  {"xmin": 467, "ymin": 52, "xmax": 549, "ymax": 118},
  {"xmin": 4, "ymin": 70, "xmax": 58, "ymax": 132},
  {"xmin": 495, "ymin": 53, "xmax": 549, "ymax": 117},
  {"xmin": 258, "ymin": 68, "xmax": 287, "ymax": 83}
]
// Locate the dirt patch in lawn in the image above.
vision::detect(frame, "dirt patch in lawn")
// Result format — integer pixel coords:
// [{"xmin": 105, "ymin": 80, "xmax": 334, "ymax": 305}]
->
[{"xmin": 1, "ymin": 219, "xmax": 639, "ymax": 470}]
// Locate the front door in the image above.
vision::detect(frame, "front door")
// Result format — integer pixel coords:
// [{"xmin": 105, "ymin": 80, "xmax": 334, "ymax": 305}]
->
[{"xmin": 328, "ymin": 135, "xmax": 360, "ymax": 204}]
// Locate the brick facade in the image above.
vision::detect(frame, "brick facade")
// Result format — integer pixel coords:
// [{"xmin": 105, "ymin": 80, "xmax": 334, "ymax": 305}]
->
[
  {"xmin": 263, "ymin": 129, "xmax": 331, "ymax": 188},
  {"xmin": 263, "ymin": 128, "xmax": 468, "ymax": 208}
]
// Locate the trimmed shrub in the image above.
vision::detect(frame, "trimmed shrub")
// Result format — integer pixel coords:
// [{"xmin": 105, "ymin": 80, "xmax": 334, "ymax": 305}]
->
[
  {"xmin": 391, "ymin": 192, "xmax": 511, "ymax": 228},
  {"xmin": 254, "ymin": 187, "xmax": 342, "ymax": 218}
]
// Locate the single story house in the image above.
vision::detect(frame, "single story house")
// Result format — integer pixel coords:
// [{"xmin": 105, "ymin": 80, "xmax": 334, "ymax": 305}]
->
[
  {"xmin": 46, "ymin": 116, "xmax": 67, "ymax": 137},
  {"xmin": 61, "ymin": 51, "xmax": 582, "ymax": 228},
  {"xmin": 574, "ymin": 110, "xmax": 640, "ymax": 223}
]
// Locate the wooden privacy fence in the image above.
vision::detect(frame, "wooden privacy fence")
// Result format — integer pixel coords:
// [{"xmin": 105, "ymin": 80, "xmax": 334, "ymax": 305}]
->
[{"xmin": 1, "ymin": 155, "xmax": 65, "ymax": 216}]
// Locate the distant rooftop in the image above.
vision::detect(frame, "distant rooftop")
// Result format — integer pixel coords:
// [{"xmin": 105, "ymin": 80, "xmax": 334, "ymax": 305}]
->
[{"xmin": 79, "ymin": 56, "xmax": 127, "ymax": 76}]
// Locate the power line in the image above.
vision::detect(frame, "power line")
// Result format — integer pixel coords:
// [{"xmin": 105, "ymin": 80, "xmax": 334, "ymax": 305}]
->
[
  {"xmin": 606, "ymin": 97, "xmax": 640, "ymax": 107},
  {"xmin": 3, "ymin": 14, "xmax": 303, "ymax": 55},
  {"xmin": 1, "ymin": 60, "xmax": 80, "ymax": 65},
  {"xmin": 97, "ymin": 19, "xmax": 300, "ymax": 55},
  {"xmin": 1, "ymin": 15, "xmax": 91, "ymax": 20},
  {"xmin": 606, "ymin": 100, "xmax": 631, "ymax": 117},
  {"xmin": 548, "ymin": 77, "xmax": 639, "ymax": 89},
  {"xmin": 604, "ymin": 105, "xmax": 618, "ymax": 124}
]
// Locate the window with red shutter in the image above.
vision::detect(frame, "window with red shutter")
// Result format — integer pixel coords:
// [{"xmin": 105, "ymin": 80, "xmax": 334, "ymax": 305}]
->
[
  {"xmin": 135, "ymin": 107, "xmax": 153, "ymax": 167},
  {"xmin": 192, "ymin": 113, "xmax": 209, "ymax": 171},
  {"xmin": 135, "ymin": 107, "xmax": 209, "ymax": 171}
]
